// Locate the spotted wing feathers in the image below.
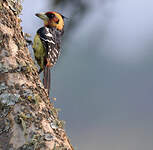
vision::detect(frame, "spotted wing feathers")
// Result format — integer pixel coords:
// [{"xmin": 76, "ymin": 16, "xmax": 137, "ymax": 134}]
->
[{"xmin": 37, "ymin": 27, "xmax": 60, "ymax": 66}]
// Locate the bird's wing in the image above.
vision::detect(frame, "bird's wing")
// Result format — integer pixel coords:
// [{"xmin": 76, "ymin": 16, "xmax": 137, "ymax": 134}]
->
[{"xmin": 37, "ymin": 27, "xmax": 60, "ymax": 66}]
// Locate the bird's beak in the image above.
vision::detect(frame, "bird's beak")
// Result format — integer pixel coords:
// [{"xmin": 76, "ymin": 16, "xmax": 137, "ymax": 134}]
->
[{"xmin": 35, "ymin": 13, "xmax": 49, "ymax": 21}]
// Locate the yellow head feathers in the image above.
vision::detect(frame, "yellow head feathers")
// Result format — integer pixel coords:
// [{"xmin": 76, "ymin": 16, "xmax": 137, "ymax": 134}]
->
[{"xmin": 35, "ymin": 11, "xmax": 64, "ymax": 31}]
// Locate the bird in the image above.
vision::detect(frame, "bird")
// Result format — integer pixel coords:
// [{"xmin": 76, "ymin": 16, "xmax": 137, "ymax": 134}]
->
[{"xmin": 32, "ymin": 11, "xmax": 65, "ymax": 95}]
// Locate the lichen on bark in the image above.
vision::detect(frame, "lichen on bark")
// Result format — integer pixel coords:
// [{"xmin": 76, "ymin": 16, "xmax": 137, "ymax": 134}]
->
[{"xmin": 0, "ymin": 1, "xmax": 73, "ymax": 150}]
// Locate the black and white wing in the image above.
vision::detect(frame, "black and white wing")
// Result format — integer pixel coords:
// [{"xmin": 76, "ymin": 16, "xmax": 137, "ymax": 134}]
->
[{"xmin": 37, "ymin": 27, "xmax": 60, "ymax": 66}]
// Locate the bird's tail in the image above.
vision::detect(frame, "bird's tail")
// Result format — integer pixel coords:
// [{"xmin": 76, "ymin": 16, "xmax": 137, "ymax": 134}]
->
[{"xmin": 43, "ymin": 66, "xmax": 51, "ymax": 95}]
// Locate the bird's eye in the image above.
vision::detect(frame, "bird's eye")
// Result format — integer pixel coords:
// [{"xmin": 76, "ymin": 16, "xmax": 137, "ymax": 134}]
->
[{"xmin": 46, "ymin": 13, "xmax": 55, "ymax": 19}]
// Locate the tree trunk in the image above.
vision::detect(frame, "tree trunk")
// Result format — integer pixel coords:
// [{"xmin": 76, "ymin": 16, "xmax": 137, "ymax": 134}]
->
[{"xmin": 0, "ymin": 1, "xmax": 73, "ymax": 150}]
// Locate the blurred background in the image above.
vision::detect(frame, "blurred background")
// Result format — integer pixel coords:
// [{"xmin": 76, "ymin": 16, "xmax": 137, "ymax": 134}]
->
[{"xmin": 21, "ymin": 0, "xmax": 153, "ymax": 149}]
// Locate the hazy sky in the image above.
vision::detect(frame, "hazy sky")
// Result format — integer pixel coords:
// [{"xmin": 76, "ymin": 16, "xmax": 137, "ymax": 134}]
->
[{"xmin": 21, "ymin": 0, "xmax": 153, "ymax": 149}]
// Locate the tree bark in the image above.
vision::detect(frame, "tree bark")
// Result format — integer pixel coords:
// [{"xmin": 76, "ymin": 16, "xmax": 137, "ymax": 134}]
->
[{"xmin": 0, "ymin": 1, "xmax": 73, "ymax": 150}]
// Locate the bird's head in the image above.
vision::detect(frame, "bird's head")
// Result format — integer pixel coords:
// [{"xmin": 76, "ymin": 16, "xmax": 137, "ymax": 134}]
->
[{"xmin": 35, "ymin": 11, "xmax": 65, "ymax": 31}]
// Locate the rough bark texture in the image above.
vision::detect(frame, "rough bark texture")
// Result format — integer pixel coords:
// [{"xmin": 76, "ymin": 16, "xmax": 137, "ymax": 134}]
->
[{"xmin": 0, "ymin": 1, "xmax": 73, "ymax": 150}]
